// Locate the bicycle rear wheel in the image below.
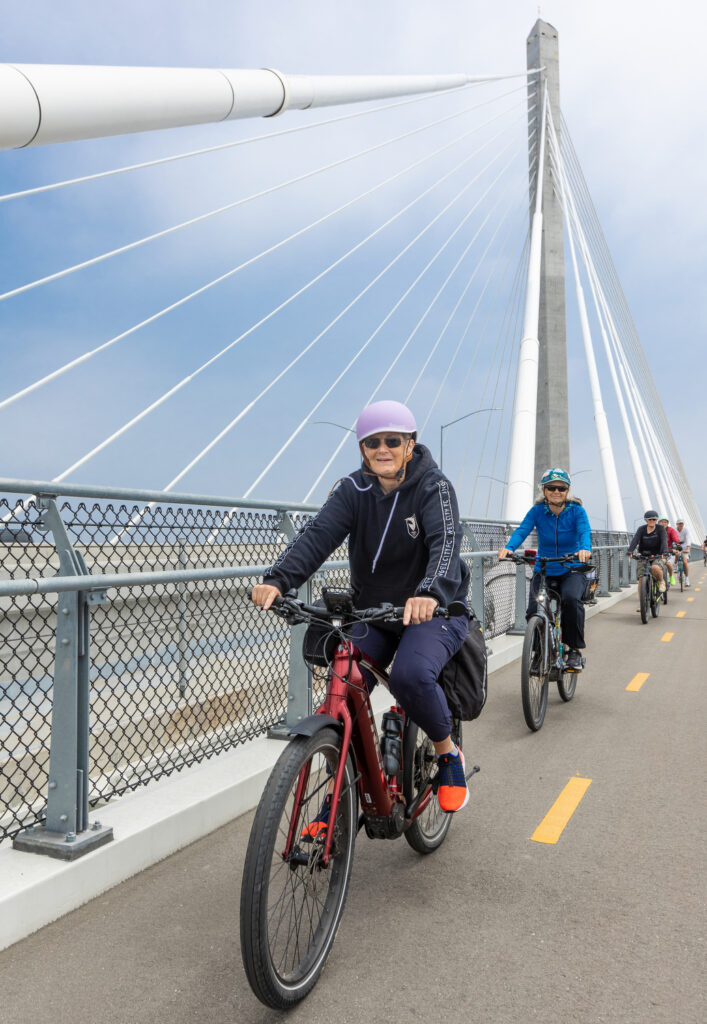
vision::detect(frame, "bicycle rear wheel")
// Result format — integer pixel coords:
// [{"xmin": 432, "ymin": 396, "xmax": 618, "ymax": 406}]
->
[
  {"xmin": 680, "ymin": 570, "xmax": 684, "ymax": 592},
  {"xmin": 521, "ymin": 615, "xmax": 549, "ymax": 731},
  {"xmin": 240, "ymin": 728, "xmax": 356, "ymax": 1009},
  {"xmin": 402, "ymin": 717, "xmax": 461, "ymax": 854},
  {"xmin": 557, "ymin": 663, "xmax": 577, "ymax": 701},
  {"xmin": 639, "ymin": 576, "xmax": 649, "ymax": 623}
]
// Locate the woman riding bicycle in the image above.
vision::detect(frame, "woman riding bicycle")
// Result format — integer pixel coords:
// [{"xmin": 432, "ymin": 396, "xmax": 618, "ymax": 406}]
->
[
  {"xmin": 497, "ymin": 468, "xmax": 591, "ymax": 671},
  {"xmin": 251, "ymin": 400, "xmax": 471, "ymax": 814},
  {"xmin": 627, "ymin": 511, "xmax": 668, "ymax": 604}
]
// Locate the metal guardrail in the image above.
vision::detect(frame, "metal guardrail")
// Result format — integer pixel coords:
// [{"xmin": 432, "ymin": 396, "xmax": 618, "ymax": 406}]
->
[{"xmin": 0, "ymin": 478, "xmax": 637, "ymax": 857}]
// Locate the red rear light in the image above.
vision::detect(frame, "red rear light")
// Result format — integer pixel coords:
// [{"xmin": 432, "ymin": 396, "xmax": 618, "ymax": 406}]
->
[{"xmin": 524, "ymin": 549, "xmax": 537, "ymax": 556}]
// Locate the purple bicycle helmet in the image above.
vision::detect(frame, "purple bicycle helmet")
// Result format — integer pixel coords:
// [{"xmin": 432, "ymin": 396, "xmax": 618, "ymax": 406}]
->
[{"xmin": 355, "ymin": 400, "xmax": 417, "ymax": 442}]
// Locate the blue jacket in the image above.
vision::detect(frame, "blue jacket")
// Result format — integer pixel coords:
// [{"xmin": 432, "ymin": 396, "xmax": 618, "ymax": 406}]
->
[{"xmin": 506, "ymin": 500, "xmax": 592, "ymax": 576}]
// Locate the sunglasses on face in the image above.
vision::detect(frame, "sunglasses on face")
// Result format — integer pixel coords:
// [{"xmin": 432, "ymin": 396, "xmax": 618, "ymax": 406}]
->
[
  {"xmin": 362, "ymin": 435, "xmax": 406, "ymax": 450},
  {"xmin": 545, "ymin": 484, "xmax": 568, "ymax": 493}
]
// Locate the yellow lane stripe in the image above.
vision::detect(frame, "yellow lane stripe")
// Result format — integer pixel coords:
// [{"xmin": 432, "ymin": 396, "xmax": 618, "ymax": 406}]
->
[
  {"xmin": 626, "ymin": 672, "xmax": 650, "ymax": 692},
  {"xmin": 687, "ymin": 597, "xmax": 695, "ymax": 602},
  {"xmin": 676, "ymin": 611, "xmax": 686, "ymax": 618},
  {"xmin": 531, "ymin": 777, "xmax": 592, "ymax": 845},
  {"xmin": 661, "ymin": 632, "xmax": 674, "ymax": 642},
  {"xmin": 696, "ymin": 588, "xmax": 701, "ymax": 592}
]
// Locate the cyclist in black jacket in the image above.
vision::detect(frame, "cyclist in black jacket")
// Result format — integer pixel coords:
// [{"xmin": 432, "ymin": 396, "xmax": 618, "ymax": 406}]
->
[
  {"xmin": 627, "ymin": 510, "xmax": 668, "ymax": 606},
  {"xmin": 252, "ymin": 400, "xmax": 471, "ymax": 815}
]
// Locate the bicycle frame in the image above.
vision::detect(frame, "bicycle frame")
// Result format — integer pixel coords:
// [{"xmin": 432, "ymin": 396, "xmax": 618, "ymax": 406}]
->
[
  {"xmin": 283, "ymin": 636, "xmax": 435, "ymax": 868},
  {"xmin": 531, "ymin": 575, "xmax": 563, "ymax": 675}
]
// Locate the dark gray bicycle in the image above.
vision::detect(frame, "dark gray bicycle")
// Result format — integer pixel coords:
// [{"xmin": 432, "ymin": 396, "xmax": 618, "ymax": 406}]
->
[{"xmin": 507, "ymin": 553, "xmax": 593, "ymax": 731}]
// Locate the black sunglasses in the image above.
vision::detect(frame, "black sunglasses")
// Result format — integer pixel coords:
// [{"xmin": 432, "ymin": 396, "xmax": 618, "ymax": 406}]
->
[
  {"xmin": 545, "ymin": 484, "xmax": 568, "ymax": 493},
  {"xmin": 362, "ymin": 435, "xmax": 406, "ymax": 450}
]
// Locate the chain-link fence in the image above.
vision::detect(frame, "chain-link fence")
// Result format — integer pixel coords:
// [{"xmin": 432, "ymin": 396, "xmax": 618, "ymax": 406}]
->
[{"xmin": 0, "ymin": 481, "xmax": 634, "ymax": 848}]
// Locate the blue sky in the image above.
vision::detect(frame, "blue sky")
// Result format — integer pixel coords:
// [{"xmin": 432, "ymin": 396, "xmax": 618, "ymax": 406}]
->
[{"xmin": 1, "ymin": 0, "xmax": 705, "ymax": 533}]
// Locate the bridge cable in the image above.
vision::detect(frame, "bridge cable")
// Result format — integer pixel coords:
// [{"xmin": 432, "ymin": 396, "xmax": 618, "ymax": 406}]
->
[
  {"xmin": 55, "ymin": 117, "xmax": 525, "ymax": 496},
  {"xmin": 108, "ymin": 121, "xmax": 524, "ymax": 542},
  {"xmin": 0, "ymin": 84, "xmax": 530, "ymax": 305},
  {"xmin": 0, "ymin": 97, "xmax": 527, "ymax": 415},
  {"xmin": 299, "ymin": 164, "xmax": 527, "ymax": 505},
  {"xmin": 233, "ymin": 144, "xmax": 523, "ymax": 515}
]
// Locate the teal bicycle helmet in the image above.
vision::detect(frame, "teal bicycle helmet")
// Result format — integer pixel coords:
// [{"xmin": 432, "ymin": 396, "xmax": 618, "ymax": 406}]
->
[{"xmin": 540, "ymin": 467, "xmax": 571, "ymax": 487}]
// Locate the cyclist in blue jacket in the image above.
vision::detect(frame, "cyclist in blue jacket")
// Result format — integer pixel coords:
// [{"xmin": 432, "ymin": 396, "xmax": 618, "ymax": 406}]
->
[{"xmin": 498, "ymin": 468, "xmax": 592, "ymax": 671}]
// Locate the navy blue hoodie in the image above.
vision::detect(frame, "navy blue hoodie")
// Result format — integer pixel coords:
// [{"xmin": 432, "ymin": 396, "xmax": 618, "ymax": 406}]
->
[{"xmin": 264, "ymin": 443, "xmax": 470, "ymax": 613}]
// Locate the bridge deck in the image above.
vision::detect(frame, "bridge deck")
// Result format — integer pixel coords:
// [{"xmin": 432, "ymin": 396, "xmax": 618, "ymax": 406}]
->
[{"xmin": 0, "ymin": 576, "xmax": 704, "ymax": 1024}]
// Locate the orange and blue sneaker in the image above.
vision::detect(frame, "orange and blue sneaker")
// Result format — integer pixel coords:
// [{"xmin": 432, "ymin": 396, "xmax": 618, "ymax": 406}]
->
[
  {"xmin": 300, "ymin": 793, "xmax": 332, "ymax": 841},
  {"xmin": 436, "ymin": 746, "xmax": 469, "ymax": 813}
]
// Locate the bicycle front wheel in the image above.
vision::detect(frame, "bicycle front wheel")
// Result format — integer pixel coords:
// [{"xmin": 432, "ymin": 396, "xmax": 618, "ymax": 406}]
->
[
  {"xmin": 240, "ymin": 728, "xmax": 356, "ymax": 1010},
  {"xmin": 402, "ymin": 717, "xmax": 461, "ymax": 854},
  {"xmin": 651, "ymin": 582, "xmax": 660, "ymax": 617},
  {"xmin": 521, "ymin": 615, "xmax": 549, "ymax": 731},
  {"xmin": 640, "ymin": 576, "xmax": 649, "ymax": 623}
]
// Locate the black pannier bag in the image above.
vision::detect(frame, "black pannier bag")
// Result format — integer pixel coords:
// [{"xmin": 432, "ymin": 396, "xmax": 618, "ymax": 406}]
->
[
  {"xmin": 573, "ymin": 563, "xmax": 598, "ymax": 603},
  {"xmin": 438, "ymin": 616, "xmax": 488, "ymax": 721}
]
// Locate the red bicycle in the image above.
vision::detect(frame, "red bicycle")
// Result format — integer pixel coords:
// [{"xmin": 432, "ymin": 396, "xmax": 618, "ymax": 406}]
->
[{"xmin": 240, "ymin": 587, "xmax": 477, "ymax": 1009}]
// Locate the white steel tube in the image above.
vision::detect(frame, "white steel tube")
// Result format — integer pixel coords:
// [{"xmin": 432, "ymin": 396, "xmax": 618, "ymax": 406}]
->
[
  {"xmin": 504, "ymin": 86, "xmax": 547, "ymax": 521},
  {"xmin": 556, "ymin": 159, "xmax": 626, "ymax": 531},
  {"xmin": 577, "ymin": 234, "xmax": 651, "ymax": 511},
  {"xmin": 0, "ymin": 64, "xmax": 537, "ymax": 149}
]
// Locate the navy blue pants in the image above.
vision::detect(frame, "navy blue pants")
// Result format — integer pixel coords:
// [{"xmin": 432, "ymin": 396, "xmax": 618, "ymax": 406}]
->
[
  {"xmin": 351, "ymin": 615, "xmax": 468, "ymax": 742},
  {"xmin": 526, "ymin": 570, "xmax": 586, "ymax": 650}
]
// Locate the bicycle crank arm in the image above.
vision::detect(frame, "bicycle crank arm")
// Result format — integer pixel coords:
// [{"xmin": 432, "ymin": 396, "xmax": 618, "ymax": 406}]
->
[{"xmin": 465, "ymin": 765, "xmax": 481, "ymax": 781}]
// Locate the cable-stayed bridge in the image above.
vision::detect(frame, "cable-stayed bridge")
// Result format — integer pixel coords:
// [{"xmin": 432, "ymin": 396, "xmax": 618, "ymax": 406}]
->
[{"xmin": 0, "ymin": 21, "xmax": 704, "ymax": 1020}]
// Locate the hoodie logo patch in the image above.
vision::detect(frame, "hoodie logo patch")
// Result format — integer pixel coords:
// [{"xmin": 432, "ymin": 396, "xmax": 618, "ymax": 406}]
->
[{"xmin": 405, "ymin": 514, "xmax": 419, "ymax": 539}]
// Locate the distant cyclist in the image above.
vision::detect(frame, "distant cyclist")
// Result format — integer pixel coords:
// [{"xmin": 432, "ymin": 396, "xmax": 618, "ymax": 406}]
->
[
  {"xmin": 658, "ymin": 517, "xmax": 680, "ymax": 585},
  {"xmin": 498, "ymin": 468, "xmax": 591, "ymax": 672},
  {"xmin": 675, "ymin": 518, "xmax": 691, "ymax": 586},
  {"xmin": 627, "ymin": 511, "xmax": 668, "ymax": 604},
  {"xmin": 702, "ymin": 535, "xmax": 707, "ymax": 565}
]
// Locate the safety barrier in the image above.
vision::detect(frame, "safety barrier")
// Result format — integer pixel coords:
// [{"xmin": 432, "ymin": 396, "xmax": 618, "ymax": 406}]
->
[{"xmin": 0, "ymin": 478, "xmax": 633, "ymax": 856}]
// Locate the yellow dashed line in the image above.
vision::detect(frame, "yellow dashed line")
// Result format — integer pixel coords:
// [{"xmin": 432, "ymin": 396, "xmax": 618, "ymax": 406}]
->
[
  {"xmin": 661, "ymin": 632, "xmax": 674, "ymax": 642},
  {"xmin": 695, "ymin": 588, "xmax": 701, "ymax": 592},
  {"xmin": 626, "ymin": 672, "xmax": 650, "ymax": 692},
  {"xmin": 687, "ymin": 597, "xmax": 695, "ymax": 603},
  {"xmin": 676, "ymin": 611, "xmax": 686, "ymax": 618},
  {"xmin": 531, "ymin": 777, "xmax": 592, "ymax": 845}
]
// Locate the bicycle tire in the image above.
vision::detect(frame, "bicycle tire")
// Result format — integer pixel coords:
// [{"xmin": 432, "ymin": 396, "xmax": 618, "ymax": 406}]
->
[
  {"xmin": 557, "ymin": 665, "xmax": 577, "ymax": 701},
  {"xmin": 521, "ymin": 615, "xmax": 548, "ymax": 731},
  {"xmin": 651, "ymin": 582, "xmax": 660, "ymax": 617},
  {"xmin": 639, "ymin": 575, "xmax": 649, "ymax": 624},
  {"xmin": 680, "ymin": 571, "xmax": 684, "ymax": 592},
  {"xmin": 240, "ymin": 728, "xmax": 356, "ymax": 1010},
  {"xmin": 402, "ymin": 717, "xmax": 461, "ymax": 854},
  {"xmin": 662, "ymin": 582, "xmax": 668, "ymax": 605}
]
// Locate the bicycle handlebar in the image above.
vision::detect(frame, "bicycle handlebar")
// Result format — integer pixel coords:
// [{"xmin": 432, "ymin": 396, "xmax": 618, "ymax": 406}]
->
[
  {"xmin": 264, "ymin": 591, "xmax": 459, "ymax": 627},
  {"xmin": 505, "ymin": 552, "xmax": 581, "ymax": 567}
]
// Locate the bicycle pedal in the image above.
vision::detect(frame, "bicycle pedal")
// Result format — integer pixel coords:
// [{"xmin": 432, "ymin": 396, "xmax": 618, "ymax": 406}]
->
[{"xmin": 465, "ymin": 765, "xmax": 481, "ymax": 781}]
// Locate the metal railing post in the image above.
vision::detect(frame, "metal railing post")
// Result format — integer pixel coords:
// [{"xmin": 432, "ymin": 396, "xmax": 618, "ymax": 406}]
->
[
  {"xmin": 268, "ymin": 512, "xmax": 312, "ymax": 738},
  {"xmin": 507, "ymin": 561, "xmax": 528, "ymax": 634},
  {"xmin": 12, "ymin": 497, "xmax": 113, "ymax": 860},
  {"xmin": 177, "ymin": 543, "xmax": 189, "ymax": 696},
  {"xmin": 606, "ymin": 536, "xmax": 614, "ymax": 593},
  {"xmin": 596, "ymin": 547, "xmax": 610, "ymax": 597},
  {"xmin": 470, "ymin": 554, "xmax": 486, "ymax": 633}
]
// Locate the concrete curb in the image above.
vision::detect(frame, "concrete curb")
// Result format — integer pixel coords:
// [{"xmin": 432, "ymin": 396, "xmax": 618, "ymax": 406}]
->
[{"xmin": 0, "ymin": 587, "xmax": 633, "ymax": 951}]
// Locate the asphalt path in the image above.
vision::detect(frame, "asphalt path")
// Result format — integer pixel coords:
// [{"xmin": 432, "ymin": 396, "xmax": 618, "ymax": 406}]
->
[{"xmin": 0, "ymin": 576, "xmax": 705, "ymax": 1024}]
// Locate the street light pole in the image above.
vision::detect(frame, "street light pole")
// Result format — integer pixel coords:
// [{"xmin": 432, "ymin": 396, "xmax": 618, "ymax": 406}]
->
[{"xmin": 439, "ymin": 408, "xmax": 500, "ymax": 473}]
